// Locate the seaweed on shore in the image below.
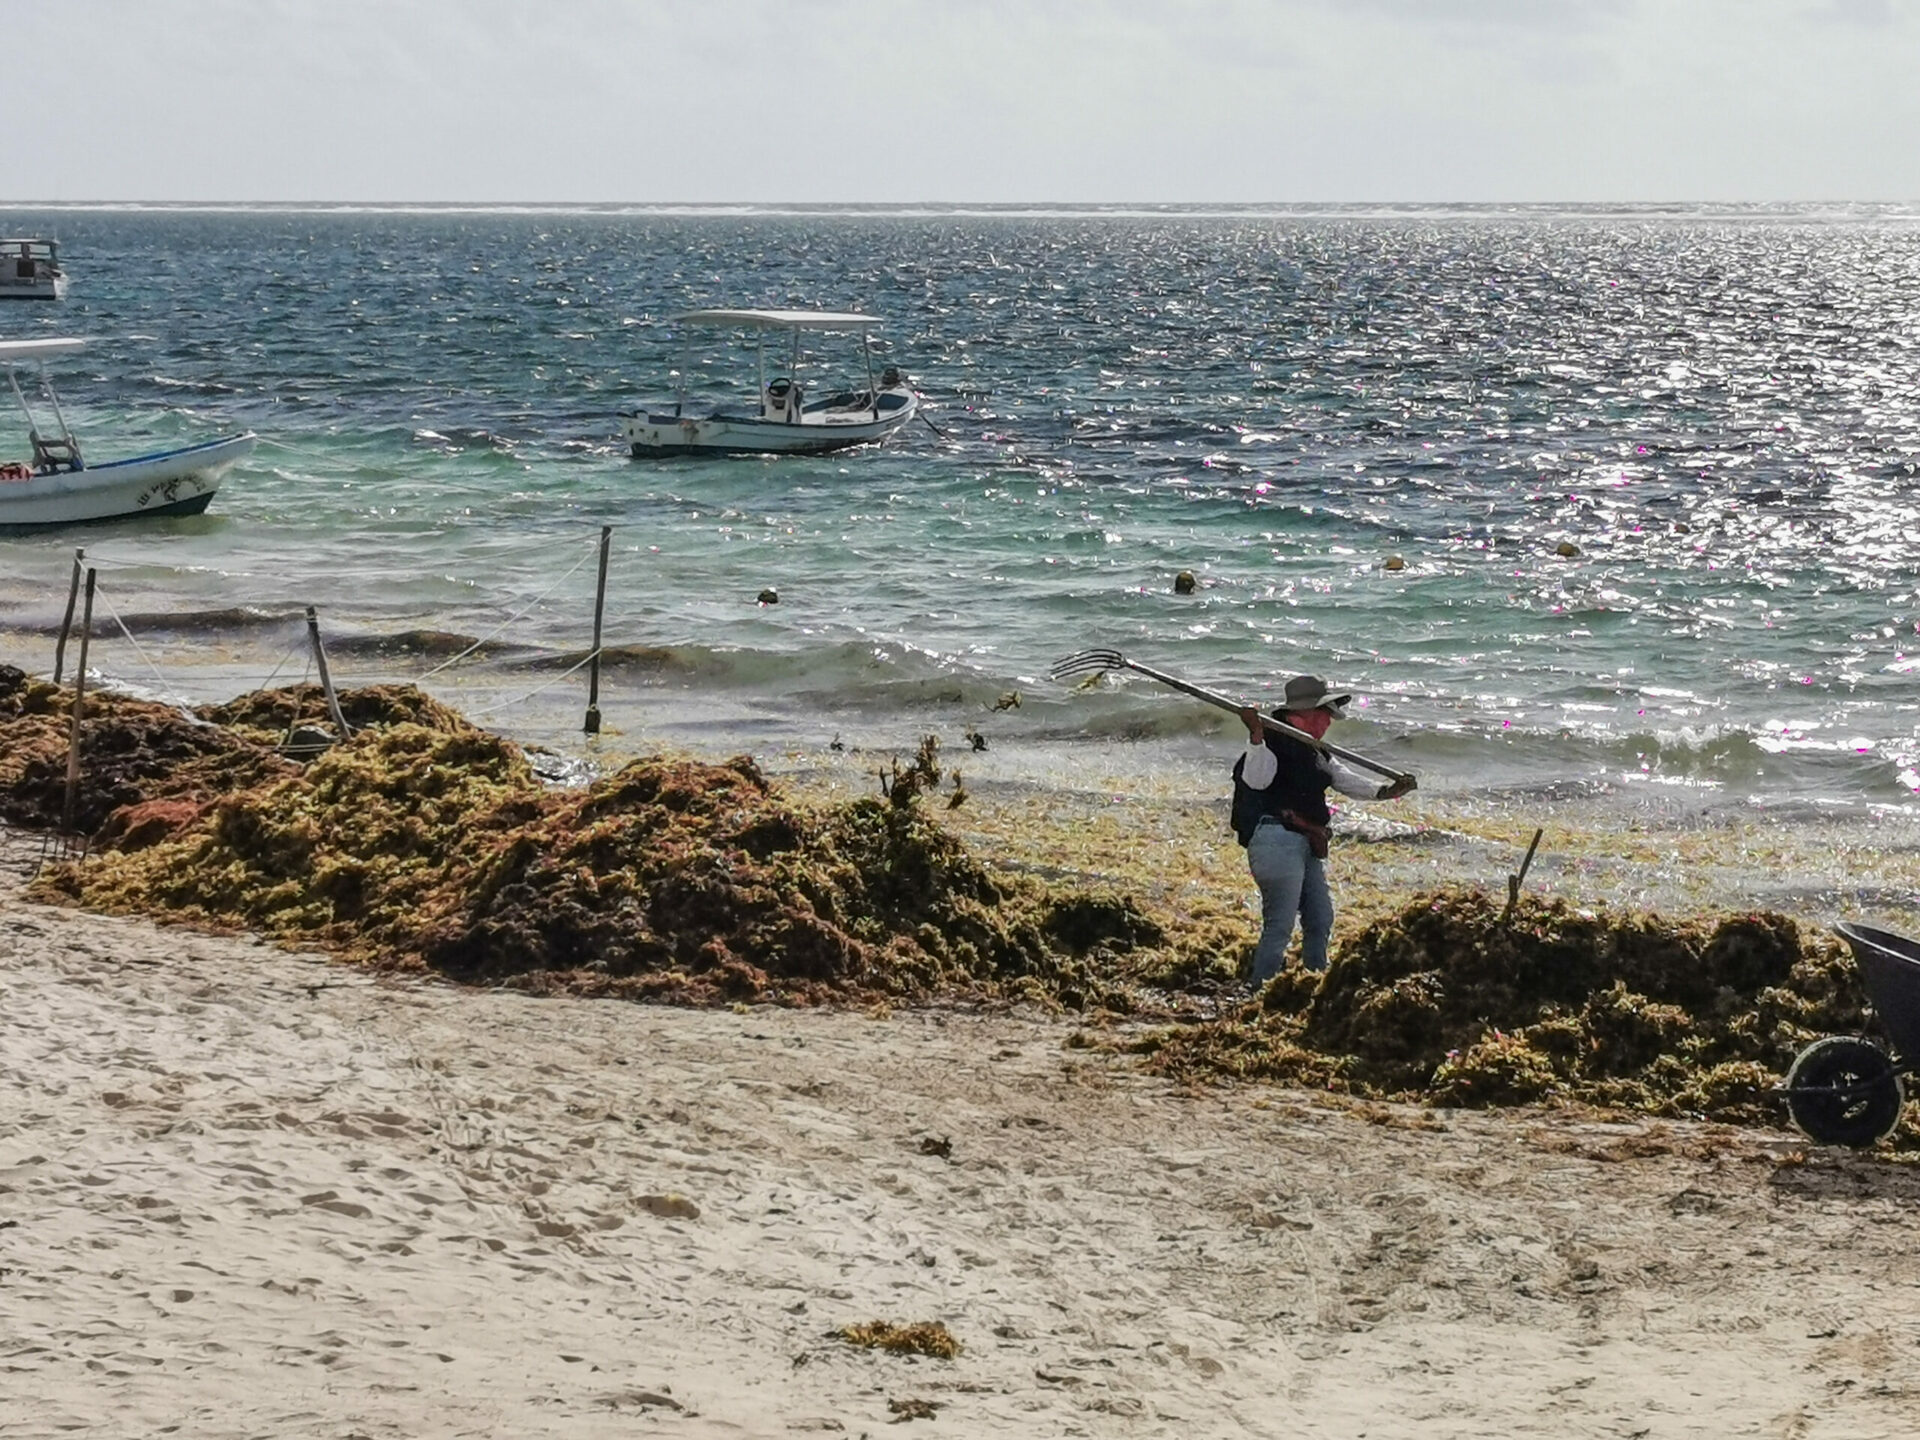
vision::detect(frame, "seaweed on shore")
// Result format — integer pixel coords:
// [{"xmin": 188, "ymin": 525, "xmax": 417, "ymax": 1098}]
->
[
  {"xmin": 32, "ymin": 708, "xmax": 1217, "ymax": 1008},
  {"xmin": 836, "ymin": 1321, "xmax": 962, "ymax": 1359},
  {"xmin": 1132, "ymin": 888, "xmax": 1893, "ymax": 1133},
  {"xmin": 199, "ymin": 682, "xmax": 475, "ymax": 747},
  {"xmin": 50, "ymin": 723, "xmax": 541, "ymax": 948},
  {"xmin": 15, "ymin": 663, "xmax": 1910, "ymax": 1140},
  {"xmin": 0, "ymin": 670, "xmax": 490, "ymax": 841},
  {"xmin": 0, "ymin": 665, "xmax": 296, "ymax": 834}
]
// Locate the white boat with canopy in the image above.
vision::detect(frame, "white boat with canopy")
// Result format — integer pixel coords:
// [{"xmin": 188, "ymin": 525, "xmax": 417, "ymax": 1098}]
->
[
  {"xmin": 0, "ymin": 239, "xmax": 68, "ymax": 300},
  {"xmin": 0, "ymin": 338, "xmax": 256, "ymax": 529},
  {"xmin": 621, "ymin": 309, "xmax": 918, "ymax": 457}
]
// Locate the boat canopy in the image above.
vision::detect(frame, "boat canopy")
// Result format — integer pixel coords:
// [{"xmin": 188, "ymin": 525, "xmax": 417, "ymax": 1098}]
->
[
  {"xmin": 671, "ymin": 309, "xmax": 883, "ymax": 332},
  {"xmin": 0, "ymin": 337, "xmax": 86, "ymax": 362}
]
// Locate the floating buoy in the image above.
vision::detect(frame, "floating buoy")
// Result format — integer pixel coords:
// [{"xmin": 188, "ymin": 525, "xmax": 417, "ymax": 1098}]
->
[
  {"xmin": 1555, "ymin": 541, "xmax": 1580, "ymax": 558},
  {"xmin": 1382, "ymin": 554, "xmax": 1406, "ymax": 571},
  {"xmin": 758, "ymin": 587, "xmax": 779, "ymax": 604},
  {"xmin": 1174, "ymin": 569, "xmax": 1197, "ymax": 595}
]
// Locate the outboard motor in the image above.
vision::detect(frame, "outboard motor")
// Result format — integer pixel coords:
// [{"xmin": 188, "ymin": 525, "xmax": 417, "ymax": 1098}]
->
[{"xmin": 764, "ymin": 377, "xmax": 802, "ymax": 423}]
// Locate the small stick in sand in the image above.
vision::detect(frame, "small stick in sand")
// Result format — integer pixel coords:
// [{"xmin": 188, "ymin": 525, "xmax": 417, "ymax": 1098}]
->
[
  {"xmin": 1504, "ymin": 827, "xmax": 1545, "ymax": 923},
  {"xmin": 61, "ymin": 567, "xmax": 97, "ymax": 836},
  {"xmin": 305, "ymin": 606, "xmax": 351, "ymax": 737},
  {"xmin": 53, "ymin": 546, "xmax": 83, "ymax": 684},
  {"xmin": 584, "ymin": 524, "xmax": 611, "ymax": 735}
]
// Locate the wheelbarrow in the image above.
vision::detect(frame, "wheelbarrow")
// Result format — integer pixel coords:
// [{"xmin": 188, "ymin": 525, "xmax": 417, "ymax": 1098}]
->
[{"xmin": 1782, "ymin": 922, "xmax": 1920, "ymax": 1147}]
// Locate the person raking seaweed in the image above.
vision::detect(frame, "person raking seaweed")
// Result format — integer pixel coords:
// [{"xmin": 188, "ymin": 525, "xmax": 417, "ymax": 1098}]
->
[
  {"xmin": 1048, "ymin": 649, "xmax": 1418, "ymax": 981},
  {"xmin": 1233, "ymin": 675, "xmax": 1415, "ymax": 982}
]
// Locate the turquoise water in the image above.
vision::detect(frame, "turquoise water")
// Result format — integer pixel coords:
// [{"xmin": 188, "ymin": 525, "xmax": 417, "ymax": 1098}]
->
[{"xmin": 4, "ymin": 205, "xmax": 1920, "ymax": 809}]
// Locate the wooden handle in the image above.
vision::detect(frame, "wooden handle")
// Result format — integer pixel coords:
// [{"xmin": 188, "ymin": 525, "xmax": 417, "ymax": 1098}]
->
[{"xmin": 1121, "ymin": 659, "xmax": 1414, "ymax": 783}]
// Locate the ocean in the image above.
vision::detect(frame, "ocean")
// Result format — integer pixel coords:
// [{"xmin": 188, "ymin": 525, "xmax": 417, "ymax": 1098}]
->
[{"xmin": 3, "ymin": 204, "xmax": 1920, "ymax": 818}]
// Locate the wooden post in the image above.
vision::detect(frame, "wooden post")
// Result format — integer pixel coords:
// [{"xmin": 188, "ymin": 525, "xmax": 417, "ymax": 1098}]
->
[
  {"xmin": 53, "ymin": 546, "xmax": 83, "ymax": 684},
  {"xmin": 61, "ymin": 568, "xmax": 96, "ymax": 835},
  {"xmin": 305, "ymin": 605, "xmax": 350, "ymax": 737},
  {"xmin": 1503, "ymin": 828, "xmax": 1545, "ymax": 924},
  {"xmin": 583, "ymin": 525, "xmax": 611, "ymax": 735}
]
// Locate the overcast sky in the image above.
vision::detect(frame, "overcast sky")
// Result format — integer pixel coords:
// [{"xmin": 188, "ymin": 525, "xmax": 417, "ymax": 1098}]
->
[{"xmin": 6, "ymin": 0, "xmax": 1919, "ymax": 204}]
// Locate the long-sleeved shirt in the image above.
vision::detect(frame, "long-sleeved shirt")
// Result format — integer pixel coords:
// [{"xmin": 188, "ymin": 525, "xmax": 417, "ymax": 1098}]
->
[{"xmin": 1238, "ymin": 739, "xmax": 1380, "ymax": 800}]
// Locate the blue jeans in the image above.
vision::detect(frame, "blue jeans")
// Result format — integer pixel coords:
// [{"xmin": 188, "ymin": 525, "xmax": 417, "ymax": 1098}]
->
[{"xmin": 1247, "ymin": 819, "xmax": 1333, "ymax": 980}]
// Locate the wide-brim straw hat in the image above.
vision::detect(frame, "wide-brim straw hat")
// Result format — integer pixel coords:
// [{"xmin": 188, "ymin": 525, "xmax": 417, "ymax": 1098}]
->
[{"xmin": 1279, "ymin": 674, "xmax": 1352, "ymax": 713}]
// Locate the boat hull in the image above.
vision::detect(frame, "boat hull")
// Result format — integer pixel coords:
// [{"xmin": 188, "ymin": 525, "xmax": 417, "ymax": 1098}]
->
[
  {"xmin": 0, "ymin": 275, "xmax": 68, "ymax": 301},
  {"xmin": 0, "ymin": 434, "xmax": 256, "ymax": 529},
  {"xmin": 623, "ymin": 390, "xmax": 917, "ymax": 457}
]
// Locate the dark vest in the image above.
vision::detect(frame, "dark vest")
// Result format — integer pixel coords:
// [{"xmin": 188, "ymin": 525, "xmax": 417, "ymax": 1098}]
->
[{"xmin": 1230, "ymin": 731, "xmax": 1332, "ymax": 845}]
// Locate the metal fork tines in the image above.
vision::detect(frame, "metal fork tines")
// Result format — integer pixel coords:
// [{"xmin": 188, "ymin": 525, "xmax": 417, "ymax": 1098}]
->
[{"xmin": 1047, "ymin": 648, "xmax": 1126, "ymax": 679}]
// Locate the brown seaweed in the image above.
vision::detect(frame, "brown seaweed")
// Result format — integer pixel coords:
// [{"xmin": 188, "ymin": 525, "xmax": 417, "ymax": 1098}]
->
[
  {"xmin": 13, "ymin": 661, "xmax": 1910, "ymax": 1141},
  {"xmin": 35, "ymin": 715, "xmax": 1201, "ymax": 1009},
  {"xmin": 836, "ymin": 1322, "xmax": 962, "ymax": 1359},
  {"xmin": 0, "ymin": 667, "xmax": 295, "ymax": 834},
  {"xmin": 1135, "ymin": 888, "xmax": 1896, "ymax": 1135},
  {"xmin": 198, "ymin": 682, "xmax": 476, "ymax": 746}
]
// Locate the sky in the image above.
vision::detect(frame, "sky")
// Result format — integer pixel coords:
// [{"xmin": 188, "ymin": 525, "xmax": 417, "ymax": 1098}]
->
[{"xmin": 5, "ymin": 0, "xmax": 1920, "ymax": 204}]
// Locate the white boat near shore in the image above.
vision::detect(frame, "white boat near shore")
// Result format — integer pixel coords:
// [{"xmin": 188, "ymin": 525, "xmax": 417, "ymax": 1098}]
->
[
  {"xmin": 0, "ymin": 239, "xmax": 68, "ymax": 300},
  {"xmin": 0, "ymin": 338, "xmax": 256, "ymax": 529},
  {"xmin": 620, "ymin": 309, "xmax": 917, "ymax": 457}
]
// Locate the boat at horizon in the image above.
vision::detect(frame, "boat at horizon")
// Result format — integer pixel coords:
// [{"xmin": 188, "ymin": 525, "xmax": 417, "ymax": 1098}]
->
[{"xmin": 0, "ymin": 239, "xmax": 68, "ymax": 301}]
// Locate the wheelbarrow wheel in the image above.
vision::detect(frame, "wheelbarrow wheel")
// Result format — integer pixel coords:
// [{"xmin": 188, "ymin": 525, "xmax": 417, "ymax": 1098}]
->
[{"xmin": 1784, "ymin": 1036, "xmax": 1904, "ymax": 1147}]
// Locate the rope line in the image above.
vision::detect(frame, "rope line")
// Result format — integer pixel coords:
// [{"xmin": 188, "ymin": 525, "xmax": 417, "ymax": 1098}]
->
[
  {"xmin": 52, "ymin": 529, "xmax": 614, "ymax": 735},
  {"xmin": 58, "ymin": 552, "xmax": 276, "ymax": 579},
  {"xmin": 461, "ymin": 649, "xmax": 601, "ymax": 719},
  {"xmin": 255, "ymin": 637, "xmax": 309, "ymax": 693},
  {"xmin": 93, "ymin": 581, "xmax": 208, "ymax": 722},
  {"xmin": 418, "ymin": 537, "xmax": 601, "ymax": 681},
  {"xmin": 280, "ymin": 650, "xmax": 314, "ymax": 744}
]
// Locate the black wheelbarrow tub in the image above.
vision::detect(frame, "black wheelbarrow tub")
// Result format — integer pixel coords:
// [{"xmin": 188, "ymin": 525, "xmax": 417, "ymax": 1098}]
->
[{"xmin": 1834, "ymin": 922, "xmax": 1920, "ymax": 1066}]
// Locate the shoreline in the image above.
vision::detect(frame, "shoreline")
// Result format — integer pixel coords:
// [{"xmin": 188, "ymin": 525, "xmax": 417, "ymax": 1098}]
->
[
  {"xmin": 5, "ymin": 829, "xmax": 1920, "ymax": 1437},
  {"xmin": 9, "ymin": 605, "xmax": 1920, "ymax": 944}
]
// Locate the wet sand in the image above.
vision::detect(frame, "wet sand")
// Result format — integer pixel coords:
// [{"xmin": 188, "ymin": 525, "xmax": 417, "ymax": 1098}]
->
[{"xmin": 5, "ymin": 828, "xmax": 1920, "ymax": 1438}]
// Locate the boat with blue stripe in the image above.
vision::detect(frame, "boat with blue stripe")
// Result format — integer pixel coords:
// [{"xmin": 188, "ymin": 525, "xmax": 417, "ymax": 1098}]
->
[{"xmin": 0, "ymin": 338, "xmax": 256, "ymax": 529}]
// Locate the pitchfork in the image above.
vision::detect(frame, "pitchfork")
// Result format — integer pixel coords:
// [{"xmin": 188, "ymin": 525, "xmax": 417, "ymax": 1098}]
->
[{"xmin": 1048, "ymin": 648, "xmax": 1415, "ymax": 785}]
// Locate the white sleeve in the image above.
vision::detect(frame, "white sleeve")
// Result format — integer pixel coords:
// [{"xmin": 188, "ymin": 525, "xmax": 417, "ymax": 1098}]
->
[
  {"xmin": 1239, "ymin": 741, "xmax": 1277, "ymax": 790},
  {"xmin": 1326, "ymin": 756, "xmax": 1380, "ymax": 800}
]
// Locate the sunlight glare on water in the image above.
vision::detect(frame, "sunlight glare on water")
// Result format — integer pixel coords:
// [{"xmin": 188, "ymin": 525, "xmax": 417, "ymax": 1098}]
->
[{"xmin": 3, "ymin": 205, "xmax": 1920, "ymax": 808}]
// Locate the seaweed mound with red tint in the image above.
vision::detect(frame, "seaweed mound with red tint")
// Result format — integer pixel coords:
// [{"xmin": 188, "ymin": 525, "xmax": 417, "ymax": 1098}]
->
[{"xmin": 0, "ymin": 666, "xmax": 295, "ymax": 834}]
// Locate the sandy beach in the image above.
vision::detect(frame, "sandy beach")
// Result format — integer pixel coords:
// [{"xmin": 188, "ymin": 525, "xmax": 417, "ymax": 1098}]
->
[
  {"xmin": 4, "ymin": 827, "xmax": 1919, "ymax": 1439},
  {"xmin": 12, "ymin": 11, "xmax": 1920, "ymax": 1437}
]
